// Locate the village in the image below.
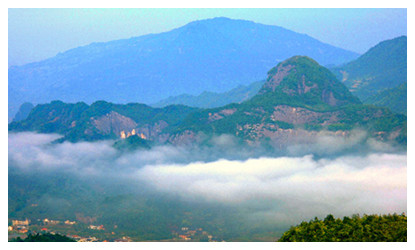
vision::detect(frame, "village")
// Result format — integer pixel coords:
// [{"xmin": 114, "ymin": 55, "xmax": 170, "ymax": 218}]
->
[
  {"xmin": 8, "ymin": 218, "xmax": 132, "ymax": 242},
  {"xmin": 9, "ymin": 218, "xmax": 220, "ymax": 242},
  {"xmin": 171, "ymin": 226, "xmax": 220, "ymax": 242}
]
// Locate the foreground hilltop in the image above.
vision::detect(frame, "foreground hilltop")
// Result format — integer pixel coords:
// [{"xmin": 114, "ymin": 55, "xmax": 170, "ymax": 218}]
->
[{"xmin": 9, "ymin": 56, "xmax": 406, "ymax": 147}]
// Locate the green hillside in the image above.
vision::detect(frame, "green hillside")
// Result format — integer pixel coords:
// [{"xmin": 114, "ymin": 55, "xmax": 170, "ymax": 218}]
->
[
  {"xmin": 332, "ymin": 36, "xmax": 406, "ymax": 101},
  {"xmin": 174, "ymin": 56, "xmax": 405, "ymax": 145},
  {"xmin": 365, "ymin": 82, "xmax": 407, "ymax": 115},
  {"xmin": 279, "ymin": 213, "xmax": 407, "ymax": 242}
]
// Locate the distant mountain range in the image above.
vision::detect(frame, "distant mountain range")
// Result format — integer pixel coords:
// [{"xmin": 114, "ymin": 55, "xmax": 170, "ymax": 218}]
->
[
  {"xmin": 152, "ymin": 80, "xmax": 265, "ymax": 108},
  {"xmin": 152, "ymin": 35, "xmax": 407, "ymax": 116},
  {"xmin": 331, "ymin": 36, "xmax": 407, "ymax": 101},
  {"xmin": 8, "ymin": 17, "xmax": 360, "ymax": 121},
  {"xmin": 9, "ymin": 56, "xmax": 406, "ymax": 147}
]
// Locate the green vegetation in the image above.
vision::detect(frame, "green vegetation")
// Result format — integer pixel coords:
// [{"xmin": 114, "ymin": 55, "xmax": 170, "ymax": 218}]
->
[
  {"xmin": 365, "ymin": 82, "xmax": 407, "ymax": 115},
  {"xmin": 278, "ymin": 213, "xmax": 407, "ymax": 242},
  {"xmin": 9, "ymin": 100, "xmax": 199, "ymax": 142},
  {"xmin": 8, "ymin": 101, "xmax": 89, "ymax": 134},
  {"xmin": 332, "ymin": 36, "xmax": 406, "ymax": 101},
  {"xmin": 10, "ymin": 233, "xmax": 76, "ymax": 242},
  {"xmin": 113, "ymin": 136, "xmax": 151, "ymax": 151},
  {"xmin": 8, "ymin": 56, "xmax": 406, "ymax": 146},
  {"xmin": 262, "ymin": 56, "xmax": 361, "ymax": 109}
]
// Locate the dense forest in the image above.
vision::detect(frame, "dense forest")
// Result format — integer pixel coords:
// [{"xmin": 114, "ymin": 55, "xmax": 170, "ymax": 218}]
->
[
  {"xmin": 10, "ymin": 233, "xmax": 76, "ymax": 242},
  {"xmin": 278, "ymin": 213, "xmax": 407, "ymax": 242}
]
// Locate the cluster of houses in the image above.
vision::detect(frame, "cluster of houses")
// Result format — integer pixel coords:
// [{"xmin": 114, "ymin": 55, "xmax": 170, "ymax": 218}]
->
[
  {"xmin": 9, "ymin": 219, "xmax": 30, "ymax": 234},
  {"xmin": 174, "ymin": 226, "xmax": 215, "ymax": 242},
  {"xmin": 88, "ymin": 224, "xmax": 105, "ymax": 230},
  {"xmin": 70, "ymin": 235, "xmax": 99, "ymax": 242},
  {"xmin": 9, "ymin": 218, "xmax": 135, "ymax": 242},
  {"xmin": 114, "ymin": 236, "xmax": 132, "ymax": 242},
  {"xmin": 9, "ymin": 218, "xmax": 78, "ymax": 235}
]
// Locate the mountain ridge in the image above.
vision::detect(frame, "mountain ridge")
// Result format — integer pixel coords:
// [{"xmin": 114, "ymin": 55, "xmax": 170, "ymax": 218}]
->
[
  {"xmin": 8, "ymin": 17, "xmax": 360, "ymax": 121},
  {"xmin": 9, "ymin": 55, "xmax": 406, "ymax": 147}
]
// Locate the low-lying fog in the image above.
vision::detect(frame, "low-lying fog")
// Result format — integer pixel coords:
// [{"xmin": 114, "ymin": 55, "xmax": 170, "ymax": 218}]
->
[{"xmin": 8, "ymin": 132, "xmax": 407, "ymax": 230}]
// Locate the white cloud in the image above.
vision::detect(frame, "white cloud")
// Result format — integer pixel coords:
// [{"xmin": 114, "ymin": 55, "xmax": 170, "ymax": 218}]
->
[
  {"xmin": 8, "ymin": 132, "xmax": 407, "ymax": 225},
  {"xmin": 136, "ymin": 153, "xmax": 407, "ymax": 223}
]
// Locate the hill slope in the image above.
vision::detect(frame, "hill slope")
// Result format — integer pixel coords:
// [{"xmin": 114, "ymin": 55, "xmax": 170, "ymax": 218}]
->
[
  {"xmin": 331, "ymin": 36, "xmax": 407, "ymax": 101},
  {"xmin": 8, "ymin": 17, "xmax": 359, "ymax": 121},
  {"xmin": 365, "ymin": 82, "xmax": 407, "ymax": 115}
]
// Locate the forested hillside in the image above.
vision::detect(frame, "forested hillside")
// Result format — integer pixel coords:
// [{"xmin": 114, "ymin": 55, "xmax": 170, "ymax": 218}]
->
[{"xmin": 279, "ymin": 213, "xmax": 407, "ymax": 242}]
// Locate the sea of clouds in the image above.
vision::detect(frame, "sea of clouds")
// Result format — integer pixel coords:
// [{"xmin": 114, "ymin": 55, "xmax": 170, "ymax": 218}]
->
[{"xmin": 8, "ymin": 132, "xmax": 407, "ymax": 225}]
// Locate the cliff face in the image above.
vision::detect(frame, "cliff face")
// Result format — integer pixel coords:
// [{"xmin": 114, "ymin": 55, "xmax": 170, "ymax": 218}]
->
[
  {"xmin": 91, "ymin": 111, "xmax": 137, "ymax": 136},
  {"xmin": 270, "ymin": 105, "xmax": 341, "ymax": 125}
]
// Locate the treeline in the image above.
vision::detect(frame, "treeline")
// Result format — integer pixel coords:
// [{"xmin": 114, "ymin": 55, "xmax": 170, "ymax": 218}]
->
[
  {"xmin": 278, "ymin": 213, "xmax": 406, "ymax": 242},
  {"xmin": 10, "ymin": 233, "xmax": 76, "ymax": 242}
]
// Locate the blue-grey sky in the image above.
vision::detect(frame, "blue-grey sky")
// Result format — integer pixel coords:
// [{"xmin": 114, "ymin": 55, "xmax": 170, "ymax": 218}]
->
[{"xmin": 8, "ymin": 8, "xmax": 407, "ymax": 66}]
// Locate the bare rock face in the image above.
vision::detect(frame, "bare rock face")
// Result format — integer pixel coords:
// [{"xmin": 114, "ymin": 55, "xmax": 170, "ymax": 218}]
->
[
  {"xmin": 208, "ymin": 108, "xmax": 238, "ymax": 122},
  {"xmin": 91, "ymin": 111, "xmax": 137, "ymax": 136},
  {"xmin": 168, "ymin": 130, "xmax": 197, "ymax": 145},
  {"xmin": 260, "ymin": 65, "xmax": 294, "ymax": 93},
  {"xmin": 134, "ymin": 120, "xmax": 169, "ymax": 141},
  {"xmin": 270, "ymin": 105, "xmax": 341, "ymax": 125}
]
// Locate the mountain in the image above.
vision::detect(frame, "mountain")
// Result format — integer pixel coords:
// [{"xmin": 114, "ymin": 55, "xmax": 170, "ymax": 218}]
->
[
  {"xmin": 8, "ymin": 17, "xmax": 360, "ymax": 121},
  {"xmin": 9, "ymin": 100, "xmax": 199, "ymax": 142},
  {"xmin": 253, "ymin": 56, "xmax": 361, "ymax": 108},
  {"xmin": 12, "ymin": 102, "xmax": 34, "ymax": 122},
  {"xmin": 174, "ymin": 56, "xmax": 405, "ymax": 145},
  {"xmin": 365, "ymin": 82, "xmax": 407, "ymax": 115},
  {"xmin": 331, "ymin": 36, "xmax": 407, "ymax": 101},
  {"xmin": 9, "ymin": 56, "xmax": 406, "ymax": 147},
  {"xmin": 152, "ymin": 80, "xmax": 265, "ymax": 108}
]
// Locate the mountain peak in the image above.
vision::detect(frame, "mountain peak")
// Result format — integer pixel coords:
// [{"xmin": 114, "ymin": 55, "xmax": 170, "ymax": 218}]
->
[{"xmin": 255, "ymin": 56, "xmax": 361, "ymax": 108}]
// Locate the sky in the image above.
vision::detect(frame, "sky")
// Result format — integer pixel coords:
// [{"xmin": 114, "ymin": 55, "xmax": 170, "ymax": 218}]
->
[{"xmin": 8, "ymin": 8, "xmax": 407, "ymax": 66}]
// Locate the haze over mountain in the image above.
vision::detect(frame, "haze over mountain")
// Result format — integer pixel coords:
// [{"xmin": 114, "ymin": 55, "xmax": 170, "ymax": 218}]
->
[
  {"xmin": 8, "ymin": 17, "xmax": 360, "ymax": 122},
  {"xmin": 8, "ymin": 54, "xmax": 407, "ymax": 242},
  {"xmin": 331, "ymin": 36, "xmax": 407, "ymax": 101},
  {"xmin": 9, "ymin": 56, "xmax": 406, "ymax": 147},
  {"xmin": 12, "ymin": 102, "xmax": 34, "ymax": 122},
  {"xmin": 152, "ymin": 80, "xmax": 265, "ymax": 108},
  {"xmin": 153, "ymin": 36, "xmax": 408, "ymax": 114}
]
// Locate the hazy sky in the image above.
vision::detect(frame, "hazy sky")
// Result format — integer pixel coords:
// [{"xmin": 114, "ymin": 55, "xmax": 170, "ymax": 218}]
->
[{"xmin": 8, "ymin": 8, "xmax": 407, "ymax": 66}]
